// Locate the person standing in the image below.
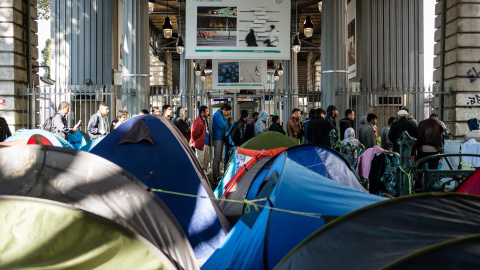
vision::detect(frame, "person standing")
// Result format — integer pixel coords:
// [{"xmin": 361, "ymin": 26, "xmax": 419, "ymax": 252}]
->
[
  {"xmin": 305, "ymin": 112, "xmax": 332, "ymax": 147},
  {"xmin": 465, "ymin": 118, "xmax": 480, "ymax": 142},
  {"xmin": 51, "ymin": 102, "xmax": 78, "ymax": 140},
  {"xmin": 110, "ymin": 109, "xmax": 128, "ymax": 130},
  {"xmin": 173, "ymin": 106, "xmax": 190, "ymax": 142},
  {"xmin": 269, "ymin": 115, "xmax": 285, "ymax": 135},
  {"xmin": 381, "ymin": 117, "xmax": 395, "ymax": 150},
  {"xmin": 358, "ymin": 113, "xmax": 378, "ymax": 149},
  {"xmin": 245, "ymin": 111, "xmax": 259, "ymax": 141},
  {"xmin": 191, "ymin": 106, "xmax": 211, "ymax": 177},
  {"xmin": 254, "ymin": 110, "xmax": 268, "ymax": 136},
  {"xmin": 339, "ymin": 109, "xmax": 355, "ymax": 141},
  {"xmin": 325, "ymin": 105, "xmax": 339, "ymax": 133},
  {"xmin": 87, "ymin": 102, "xmax": 110, "ymax": 140},
  {"xmin": 162, "ymin": 104, "xmax": 173, "ymax": 121},
  {"xmin": 415, "ymin": 114, "xmax": 444, "ymax": 170},
  {"xmin": 245, "ymin": 29, "xmax": 258, "ymax": 46},
  {"xmin": 389, "ymin": 109, "xmax": 418, "ymax": 153},
  {"xmin": 0, "ymin": 113, "xmax": 11, "ymax": 141},
  {"xmin": 211, "ymin": 103, "xmax": 231, "ymax": 182},
  {"xmin": 287, "ymin": 108, "xmax": 304, "ymax": 141},
  {"xmin": 151, "ymin": 106, "xmax": 161, "ymax": 116}
]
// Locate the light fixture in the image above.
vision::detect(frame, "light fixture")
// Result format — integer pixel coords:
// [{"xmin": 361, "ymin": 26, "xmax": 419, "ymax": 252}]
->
[
  {"xmin": 163, "ymin": 0, "xmax": 173, "ymax": 39},
  {"xmin": 33, "ymin": 65, "xmax": 56, "ymax": 85},
  {"xmin": 195, "ymin": 63, "xmax": 202, "ymax": 76},
  {"xmin": 176, "ymin": 36, "xmax": 184, "ymax": 54},
  {"xmin": 277, "ymin": 63, "xmax": 284, "ymax": 76},
  {"xmin": 303, "ymin": 15, "xmax": 313, "ymax": 38},
  {"xmin": 176, "ymin": 5, "xmax": 184, "ymax": 54},
  {"xmin": 148, "ymin": 2, "xmax": 155, "ymax": 14},
  {"xmin": 200, "ymin": 69, "xmax": 206, "ymax": 81},
  {"xmin": 274, "ymin": 69, "xmax": 280, "ymax": 81},
  {"xmin": 318, "ymin": 1, "xmax": 322, "ymax": 12},
  {"xmin": 292, "ymin": 1, "xmax": 301, "ymax": 53},
  {"xmin": 293, "ymin": 34, "xmax": 301, "ymax": 53},
  {"xmin": 192, "ymin": 60, "xmax": 196, "ymax": 69}
]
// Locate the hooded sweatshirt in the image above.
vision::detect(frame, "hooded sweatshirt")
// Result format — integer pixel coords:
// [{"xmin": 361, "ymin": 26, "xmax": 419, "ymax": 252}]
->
[{"xmin": 254, "ymin": 111, "xmax": 268, "ymax": 136}]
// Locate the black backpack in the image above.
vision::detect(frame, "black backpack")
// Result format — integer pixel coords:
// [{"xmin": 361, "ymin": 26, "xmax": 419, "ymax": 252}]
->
[{"xmin": 224, "ymin": 122, "xmax": 242, "ymax": 146}]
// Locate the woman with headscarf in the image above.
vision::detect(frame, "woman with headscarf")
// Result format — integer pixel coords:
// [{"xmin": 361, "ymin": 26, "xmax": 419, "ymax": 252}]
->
[
  {"xmin": 254, "ymin": 111, "xmax": 268, "ymax": 136},
  {"xmin": 342, "ymin": 127, "xmax": 360, "ymax": 147},
  {"xmin": 465, "ymin": 118, "xmax": 480, "ymax": 142}
]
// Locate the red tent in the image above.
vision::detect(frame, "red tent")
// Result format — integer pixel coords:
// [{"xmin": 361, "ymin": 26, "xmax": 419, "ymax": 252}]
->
[
  {"xmin": 0, "ymin": 134, "xmax": 53, "ymax": 147},
  {"xmin": 456, "ymin": 168, "xmax": 480, "ymax": 195}
]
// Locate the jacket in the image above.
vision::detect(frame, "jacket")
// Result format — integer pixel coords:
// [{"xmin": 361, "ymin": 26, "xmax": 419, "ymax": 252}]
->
[
  {"xmin": 305, "ymin": 116, "xmax": 332, "ymax": 147},
  {"xmin": 245, "ymin": 120, "xmax": 256, "ymax": 141},
  {"xmin": 191, "ymin": 115, "xmax": 208, "ymax": 150},
  {"xmin": 269, "ymin": 122, "xmax": 285, "ymax": 135},
  {"xmin": 52, "ymin": 111, "xmax": 75, "ymax": 140},
  {"xmin": 325, "ymin": 114, "xmax": 337, "ymax": 132},
  {"xmin": 388, "ymin": 117, "xmax": 418, "ymax": 153},
  {"xmin": 254, "ymin": 111, "xmax": 268, "ymax": 136},
  {"xmin": 237, "ymin": 118, "xmax": 248, "ymax": 144},
  {"xmin": 416, "ymin": 118, "xmax": 444, "ymax": 152},
  {"xmin": 358, "ymin": 123, "xmax": 376, "ymax": 149},
  {"xmin": 173, "ymin": 106, "xmax": 190, "ymax": 142},
  {"xmin": 287, "ymin": 116, "xmax": 303, "ymax": 139},
  {"xmin": 88, "ymin": 110, "xmax": 109, "ymax": 140},
  {"xmin": 212, "ymin": 109, "xmax": 227, "ymax": 141},
  {"xmin": 339, "ymin": 118, "xmax": 354, "ymax": 140}
]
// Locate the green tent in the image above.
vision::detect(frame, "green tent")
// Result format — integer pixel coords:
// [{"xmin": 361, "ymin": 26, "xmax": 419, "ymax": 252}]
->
[
  {"xmin": 241, "ymin": 131, "xmax": 298, "ymax": 150},
  {"xmin": 0, "ymin": 196, "xmax": 174, "ymax": 269}
]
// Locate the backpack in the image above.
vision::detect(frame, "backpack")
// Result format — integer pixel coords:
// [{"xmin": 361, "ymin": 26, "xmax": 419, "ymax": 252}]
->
[
  {"xmin": 41, "ymin": 115, "xmax": 55, "ymax": 132},
  {"xmin": 224, "ymin": 122, "xmax": 242, "ymax": 146}
]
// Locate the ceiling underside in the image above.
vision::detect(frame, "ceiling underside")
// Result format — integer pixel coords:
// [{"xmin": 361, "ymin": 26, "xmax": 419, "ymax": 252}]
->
[{"xmin": 149, "ymin": 0, "xmax": 322, "ymax": 54}]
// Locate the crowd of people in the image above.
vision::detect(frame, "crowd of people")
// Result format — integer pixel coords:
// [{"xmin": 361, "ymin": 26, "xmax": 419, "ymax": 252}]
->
[{"xmin": 2, "ymin": 100, "xmax": 480, "ymax": 190}]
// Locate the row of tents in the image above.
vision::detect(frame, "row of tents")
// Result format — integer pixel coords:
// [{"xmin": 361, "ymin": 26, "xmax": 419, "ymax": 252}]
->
[{"xmin": 1, "ymin": 115, "xmax": 480, "ymax": 269}]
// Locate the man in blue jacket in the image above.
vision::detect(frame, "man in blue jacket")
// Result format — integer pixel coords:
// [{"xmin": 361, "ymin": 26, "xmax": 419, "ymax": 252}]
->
[{"xmin": 212, "ymin": 103, "xmax": 231, "ymax": 182}]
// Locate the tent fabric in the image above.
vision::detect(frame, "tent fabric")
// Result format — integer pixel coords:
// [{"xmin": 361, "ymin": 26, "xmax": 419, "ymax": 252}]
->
[
  {"xmin": 0, "ymin": 145, "xmax": 198, "ymax": 270},
  {"xmin": 381, "ymin": 234, "xmax": 480, "ymax": 270},
  {"xmin": 4, "ymin": 129, "xmax": 73, "ymax": 148},
  {"xmin": 456, "ymin": 168, "xmax": 480, "ymax": 195},
  {"xmin": 80, "ymin": 136, "xmax": 104, "ymax": 152},
  {"xmin": 0, "ymin": 196, "xmax": 175, "ymax": 270},
  {"xmin": 0, "ymin": 134, "xmax": 53, "ymax": 146},
  {"xmin": 203, "ymin": 158, "xmax": 385, "ymax": 270},
  {"xmin": 91, "ymin": 114, "xmax": 230, "ymax": 260},
  {"xmin": 241, "ymin": 131, "xmax": 298, "ymax": 150},
  {"xmin": 276, "ymin": 193, "xmax": 480, "ymax": 270},
  {"xmin": 68, "ymin": 130, "xmax": 90, "ymax": 149}
]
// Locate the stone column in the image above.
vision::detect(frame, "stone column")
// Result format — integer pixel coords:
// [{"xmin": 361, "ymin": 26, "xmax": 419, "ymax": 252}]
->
[
  {"xmin": 0, "ymin": 0, "xmax": 38, "ymax": 130},
  {"xmin": 433, "ymin": 0, "xmax": 480, "ymax": 138},
  {"xmin": 321, "ymin": 0, "xmax": 347, "ymax": 108},
  {"xmin": 122, "ymin": 0, "xmax": 150, "ymax": 115}
]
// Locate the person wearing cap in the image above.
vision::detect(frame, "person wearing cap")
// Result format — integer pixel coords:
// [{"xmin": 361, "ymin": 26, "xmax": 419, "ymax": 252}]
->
[
  {"xmin": 465, "ymin": 118, "xmax": 480, "ymax": 142},
  {"xmin": 394, "ymin": 107, "xmax": 418, "ymax": 126},
  {"xmin": 287, "ymin": 108, "xmax": 304, "ymax": 141},
  {"xmin": 388, "ymin": 109, "xmax": 418, "ymax": 153},
  {"xmin": 325, "ymin": 105, "xmax": 339, "ymax": 132}
]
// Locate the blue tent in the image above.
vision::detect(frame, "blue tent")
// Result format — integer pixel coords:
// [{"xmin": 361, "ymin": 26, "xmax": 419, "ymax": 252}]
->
[
  {"xmin": 203, "ymin": 155, "xmax": 385, "ymax": 270},
  {"xmin": 91, "ymin": 114, "xmax": 230, "ymax": 260},
  {"xmin": 247, "ymin": 145, "xmax": 366, "ymax": 199},
  {"xmin": 68, "ymin": 130, "xmax": 90, "ymax": 150},
  {"xmin": 79, "ymin": 136, "xmax": 104, "ymax": 152},
  {"xmin": 4, "ymin": 129, "xmax": 73, "ymax": 149}
]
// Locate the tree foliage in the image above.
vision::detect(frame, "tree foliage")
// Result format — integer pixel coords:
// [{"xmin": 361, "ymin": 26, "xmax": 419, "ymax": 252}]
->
[
  {"xmin": 40, "ymin": 38, "xmax": 51, "ymax": 77},
  {"xmin": 37, "ymin": 0, "xmax": 51, "ymax": 20}
]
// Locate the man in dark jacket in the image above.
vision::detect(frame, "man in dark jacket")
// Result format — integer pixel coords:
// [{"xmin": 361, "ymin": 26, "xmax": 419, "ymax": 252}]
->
[
  {"xmin": 269, "ymin": 115, "xmax": 285, "ymax": 135},
  {"xmin": 87, "ymin": 102, "xmax": 110, "ymax": 140},
  {"xmin": 388, "ymin": 109, "xmax": 418, "ymax": 153},
  {"xmin": 237, "ymin": 110, "xmax": 249, "ymax": 144},
  {"xmin": 52, "ymin": 102, "xmax": 78, "ymax": 140},
  {"xmin": 339, "ymin": 109, "xmax": 355, "ymax": 140},
  {"xmin": 325, "ymin": 105, "xmax": 339, "ymax": 132},
  {"xmin": 305, "ymin": 114, "xmax": 332, "ymax": 147},
  {"xmin": 416, "ymin": 114, "xmax": 444, "ymax": 169},
  {"xmin": 173, "ymin": 106, "xmax": 190, "ymax": 142}
]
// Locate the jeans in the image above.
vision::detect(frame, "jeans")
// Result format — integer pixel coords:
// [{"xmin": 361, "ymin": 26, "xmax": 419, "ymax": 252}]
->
[{"xmin": 212, "ymin": 140, "xmax": 224, "ymax": 181}]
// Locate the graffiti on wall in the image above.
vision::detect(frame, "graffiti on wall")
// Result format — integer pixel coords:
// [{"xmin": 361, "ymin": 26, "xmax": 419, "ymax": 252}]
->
[
  {"xmin": 467, "ymin": 94, "xmax": 480, "ymax": 105},
  {"xmin": 467, "ymin": 60, "xmax": 480, "ymax": 83}
]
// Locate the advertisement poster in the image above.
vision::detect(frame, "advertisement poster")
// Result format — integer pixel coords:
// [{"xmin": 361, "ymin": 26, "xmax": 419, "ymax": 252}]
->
[
  {"xmin": 186, "ymin": 0, "xmax": 291, "ymax": 60},
  {"xmin": 212, "ymin": 60, "xmax": 267, "ymax": 89},
  {"xmin": 347, "ymin": 0, "xmax": 357, "ymax": 79}
]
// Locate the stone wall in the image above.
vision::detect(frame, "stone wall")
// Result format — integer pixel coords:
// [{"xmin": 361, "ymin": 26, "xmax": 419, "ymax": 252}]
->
[
  {"xmin": 434, "ymin": 0, "xmax": 480, "ymax": 137},
  {"xmin": 0, "ymin": 0, "xmax": 38, "ymax": 131}
]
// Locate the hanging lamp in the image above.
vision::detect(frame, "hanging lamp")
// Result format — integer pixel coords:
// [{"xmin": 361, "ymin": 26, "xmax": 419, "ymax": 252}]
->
[
  {"xmin": 303, "ymin": 15, "xmax": 313, "ymax": 38},
  {"xmin": 163, "ymin": 0, "xmax": 173, "ymax": 39}
]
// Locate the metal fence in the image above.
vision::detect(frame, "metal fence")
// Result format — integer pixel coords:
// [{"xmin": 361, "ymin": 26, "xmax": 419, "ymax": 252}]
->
[{"xmin": 19, "ymin": 85, "xmax": 446, "ymax": 135}]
